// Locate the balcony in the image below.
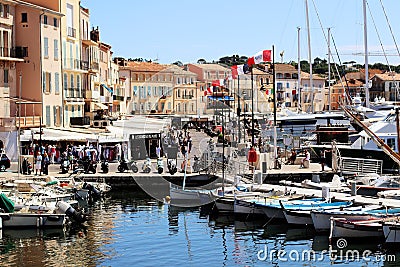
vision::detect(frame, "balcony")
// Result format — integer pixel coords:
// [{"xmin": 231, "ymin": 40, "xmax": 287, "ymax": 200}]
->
[
  {"xmin": 100, "ymin": 96, "xmax": 111, "ymax": 103},
  {"xmin": 85, "ymin": 90, "xmax": 100, "ymax": 100},
  {"xmin": 113, "ymin": 95, "xmax": 124, "ymax": 101},
  {"xmin": 81, "ymin": 60, "xmax": 89, "ymax": 70},
  {"xmin": 66, "ymin": 59, "xmax": 91, "ymax": 71},
  {"xmin": 90, "ymin": 62, "xmax": 99, "ymax": 71},
  {"xmin": 181, "ymin": 95, "xmax": 194, "ymax": 100},
  {"xmin": 3, "ymin": 86, "xmax": 9, "ymax": 95},
  {"xmin": 15, "ymin": 116, "xmax": 42, "ymax": 128},
  {"xmin": 64, "ymin": 88, "xmax": 84, "ymax": 99},
  {"xmin": 67, "ymin": 27, "xmax": 76, "ymax": 38},
  {"xmin": 0, "ymin": 46, "xmax": 28, "ymax": 59},
  {"xmin": 0, "ymin": 117, "xmax": 16, "ymax": 131}
]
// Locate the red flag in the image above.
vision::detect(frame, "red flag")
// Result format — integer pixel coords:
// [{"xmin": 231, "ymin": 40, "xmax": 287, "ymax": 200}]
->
[
  {"xmin": 231, "ymin": 66, "xmax": 238, "ymax": 79},
  {"xmin": 212, "ymin": 79, "xmax": 225, "ymax": 87},
  {"xmin": 248, "ymin": 49, "xmax": 272, "ymax": 66}
]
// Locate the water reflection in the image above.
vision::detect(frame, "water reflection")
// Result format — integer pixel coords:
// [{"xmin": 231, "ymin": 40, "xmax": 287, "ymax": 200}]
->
[{"xmin": 0, "ymin": 190, "xmax": 399, "ymax": 266}]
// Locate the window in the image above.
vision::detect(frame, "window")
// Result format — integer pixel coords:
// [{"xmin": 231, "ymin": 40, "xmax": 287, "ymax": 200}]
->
[
  {"xmin": 63, "ymin": 73, "xmax": 68, "ymax": 94},
  {"xmin": 286, "ymin": 83, "xmax": 290, "ymax": 88},
  {"xmin": 43, "ymin": 15, "xmax": 48, "ymax": 25},
  {"xmin": 43, "ymin": 38, "xmax": 49, "ymax": 58},
  {"xmin": 21, "ymin": 13, "xmax": 27, "ymax": 23},
  {"xmin": 42, "ymin": 72, "xmax": 46, "ymax": 92},
  {"xmin": 54, "ymin": 40, "xmax": 58, "ymax": 60},
  {"xmin": 277, "ymin": 83, "xmax": 283, "ymax": 90},
  {"xmin": 3, "ymin": 69, "xmax": 8, "ymax": 86},
  {"xmin": 3, "ymin": 5, "xmax": 8, "ymax": 18},
  {"xmin": 53, "ymin": 18, "xmax": 58, "ymax": 27},
  {"xmin": 43, "ymin": 72, "xmax": 51, "ymax": 93},
  {"xmin": 46, "ymin": 106, "xmax": 51, "ymax": 126},
  {"xmin": 55, "ymin": 73, "xmax": 59, "ymax": 94}
]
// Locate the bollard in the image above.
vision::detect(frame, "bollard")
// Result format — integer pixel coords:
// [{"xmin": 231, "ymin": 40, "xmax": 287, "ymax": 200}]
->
[{"xmin": 322, "ymin": 186, "xmax": 330, "ymax": 200}]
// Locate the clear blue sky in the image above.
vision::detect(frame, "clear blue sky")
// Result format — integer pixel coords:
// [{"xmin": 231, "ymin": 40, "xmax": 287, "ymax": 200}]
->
[{"xmin": 81, "ymin": 0, "xmax": 400, "ymax": 65}]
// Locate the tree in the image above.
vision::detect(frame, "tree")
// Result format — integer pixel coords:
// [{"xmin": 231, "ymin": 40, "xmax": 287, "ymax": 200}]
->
[
  {"xmin": 197, "ymin": 58, "xmax": 207, "ymax": 64},
  {"xmin": 173, "ymin": 61, "xmax": 183, "ymax": 67}
]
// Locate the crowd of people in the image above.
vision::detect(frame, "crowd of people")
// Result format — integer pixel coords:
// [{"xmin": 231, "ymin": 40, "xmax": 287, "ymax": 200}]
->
[{"xmin": 21, "ymin": 142, "xmax": 126, "ymax": 176}]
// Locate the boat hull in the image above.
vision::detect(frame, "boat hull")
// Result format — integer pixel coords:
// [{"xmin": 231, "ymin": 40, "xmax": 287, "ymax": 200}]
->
[
  {"xmin": 234, "ymin": 199, "xmax": 265, "ymax": 216},
  {"xmin": 283, "ymin": 210, "xmax": 313, "ymax": 225},
  {"xmin": 330, "ymin": 219, "xmax": 383, "ymax": 239},
  {"xmin": 383, "ymin": 222, "xmax": 400, "ymax": 243},
  {"xmin": 0, "ymin": 213, "xmax": 66, "ymax": 228},
  {"xmin": 311, "ymin": 212, "xmax": 375, "ymax": 232}
]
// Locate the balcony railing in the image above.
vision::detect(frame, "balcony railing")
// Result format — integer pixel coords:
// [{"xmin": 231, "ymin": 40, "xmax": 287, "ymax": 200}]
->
[
  {"xmin": 0, "ymin": 46, "xmax": 28, "ymax": 58},
  {"xmin": 81, "ymin": 60, "xmax": 89, "ymax": 70},
  {"xmin": 64, "ymin": 88, "xmax": 84, "ymax": 99},
  {"xmin": 67, "ymin": 27, "xmax": 76, "ymax": 38},
  {"xmin": 181, "ymin": 95, "xmax": 194, "ymax": 99},
  {"xmin": 113, "ymin": 95, "xmax": 124, "ymax": 101},
  {"xmin": 90, "ymin": 62, "xmax": 99, "ymax": 71}
]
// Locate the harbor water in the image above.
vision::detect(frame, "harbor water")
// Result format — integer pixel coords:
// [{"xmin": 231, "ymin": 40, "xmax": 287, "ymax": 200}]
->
[{"xmin": 1, "ymin": 189, "xmax": 399, "ymax": 267}]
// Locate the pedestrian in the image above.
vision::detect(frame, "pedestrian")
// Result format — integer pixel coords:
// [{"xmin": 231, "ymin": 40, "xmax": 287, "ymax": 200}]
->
[
  {"xmin": 300, "ymin": 150, "xmax": 310, "ymax": 168},
  {"xmin": 42, "ymin": 152, "xmax": 49, "ymax": 175},
  {"xmin": 320, "ymin": 149, "xmax": 330, "ymax": 171},
  {"xmin": 187, "ymin": 136, "xmax": 193, "ymax": 154},
  {"xmin": 35, "ymin": 151, "xmax": 42, "ymax": 176},
  {"xmin": 156, "ymin": 145, "xmax": 161, "ymax": 158}
]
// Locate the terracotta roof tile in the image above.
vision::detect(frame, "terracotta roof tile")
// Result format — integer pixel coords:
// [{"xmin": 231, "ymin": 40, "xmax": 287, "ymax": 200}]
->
[{"xmin": 123, "ymin": 61, "xmax": 169, "ymax": 72}]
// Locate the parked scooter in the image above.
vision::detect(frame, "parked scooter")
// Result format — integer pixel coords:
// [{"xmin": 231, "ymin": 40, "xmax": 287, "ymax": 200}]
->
[
  {"xmin": 167, "ymin": 159, "xmax": 177, "ymax": 175},
  {"xmin": 83, "ymin": 157, "xmax": 97, "ymax": 174},
  {"xmin": 142, "ymin": 158, "xmax": 151, "ymax": 173},
  {"xmin": 118, "ymin": 158, "xmax": 129, "ymax": 172},
  {"xmin": 101, "ymin": 159, "xmax": 109, "ymax": 173},
  {"xmin": 60, "ymin": 157, "xmax": 70, "ymax": 174},
  {"xmin": 157, "ymin": 158, "xmax": 164, "ymax": 174},
  {"xmin": 130, "ymin": 160, "xmax": 139, "ymax": 173}
]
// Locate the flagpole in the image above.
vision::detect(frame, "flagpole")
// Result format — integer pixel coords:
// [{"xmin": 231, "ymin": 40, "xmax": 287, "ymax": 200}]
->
[
  {"xmin": 237, "ymin": 75, "xmax": 241, "ymax": 143},
  {"xmin": 251, "ymin": 67, "xmax": 255, "ymax": 147},
  {"xmin": 273, "ymin": 45, "xmax": 276, "ymax": 126}
]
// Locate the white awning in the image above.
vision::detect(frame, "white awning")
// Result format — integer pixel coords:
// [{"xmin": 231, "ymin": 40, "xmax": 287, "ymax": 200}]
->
[{"xmin": 91, "ymin": 102, "xmax": 108, "ymax": 110}]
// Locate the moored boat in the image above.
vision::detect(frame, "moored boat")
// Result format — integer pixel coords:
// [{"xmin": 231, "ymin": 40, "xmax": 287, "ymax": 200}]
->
[
  {"xmin": 282, "ymin": 201, "xmax": 353, "ymax": 226},
  {"xmin": 382, "ymin": 220, "xmax": 400, "ymax": 243},
  {"xmin": 329, "ymin": 217, "xmax": 385, "ymax": 239}
]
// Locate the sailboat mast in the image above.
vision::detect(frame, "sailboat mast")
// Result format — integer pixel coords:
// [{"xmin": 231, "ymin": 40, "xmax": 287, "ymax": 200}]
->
[
  {"xmin": 305, "ymin": 0, "xmax": 314, "ymax": 113},
  {"xmin": 297, "ymin": 27, "xmax": 301, "ymax": 113},
  {"xmin": 328, "ymin": 27, "xmax": 331, "ymax": 113},
  {"xmin": 363, "ymin": 0, "xmax": 370, "ymax": 108}
]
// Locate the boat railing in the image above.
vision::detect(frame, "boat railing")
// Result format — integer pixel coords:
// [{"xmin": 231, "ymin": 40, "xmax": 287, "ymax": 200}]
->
[{"xmin": 339, "ymin": 156, "xmax": 383, "ymax": 175}]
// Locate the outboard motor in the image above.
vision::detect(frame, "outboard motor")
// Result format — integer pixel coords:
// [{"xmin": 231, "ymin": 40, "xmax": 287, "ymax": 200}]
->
[
  {"xmin": 56, "ymin": 201, "xmax": 87, "ymax": 224},
  {"xmin": 83, "ymin": 182, "xmax": 102, "ymax": 202}
]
